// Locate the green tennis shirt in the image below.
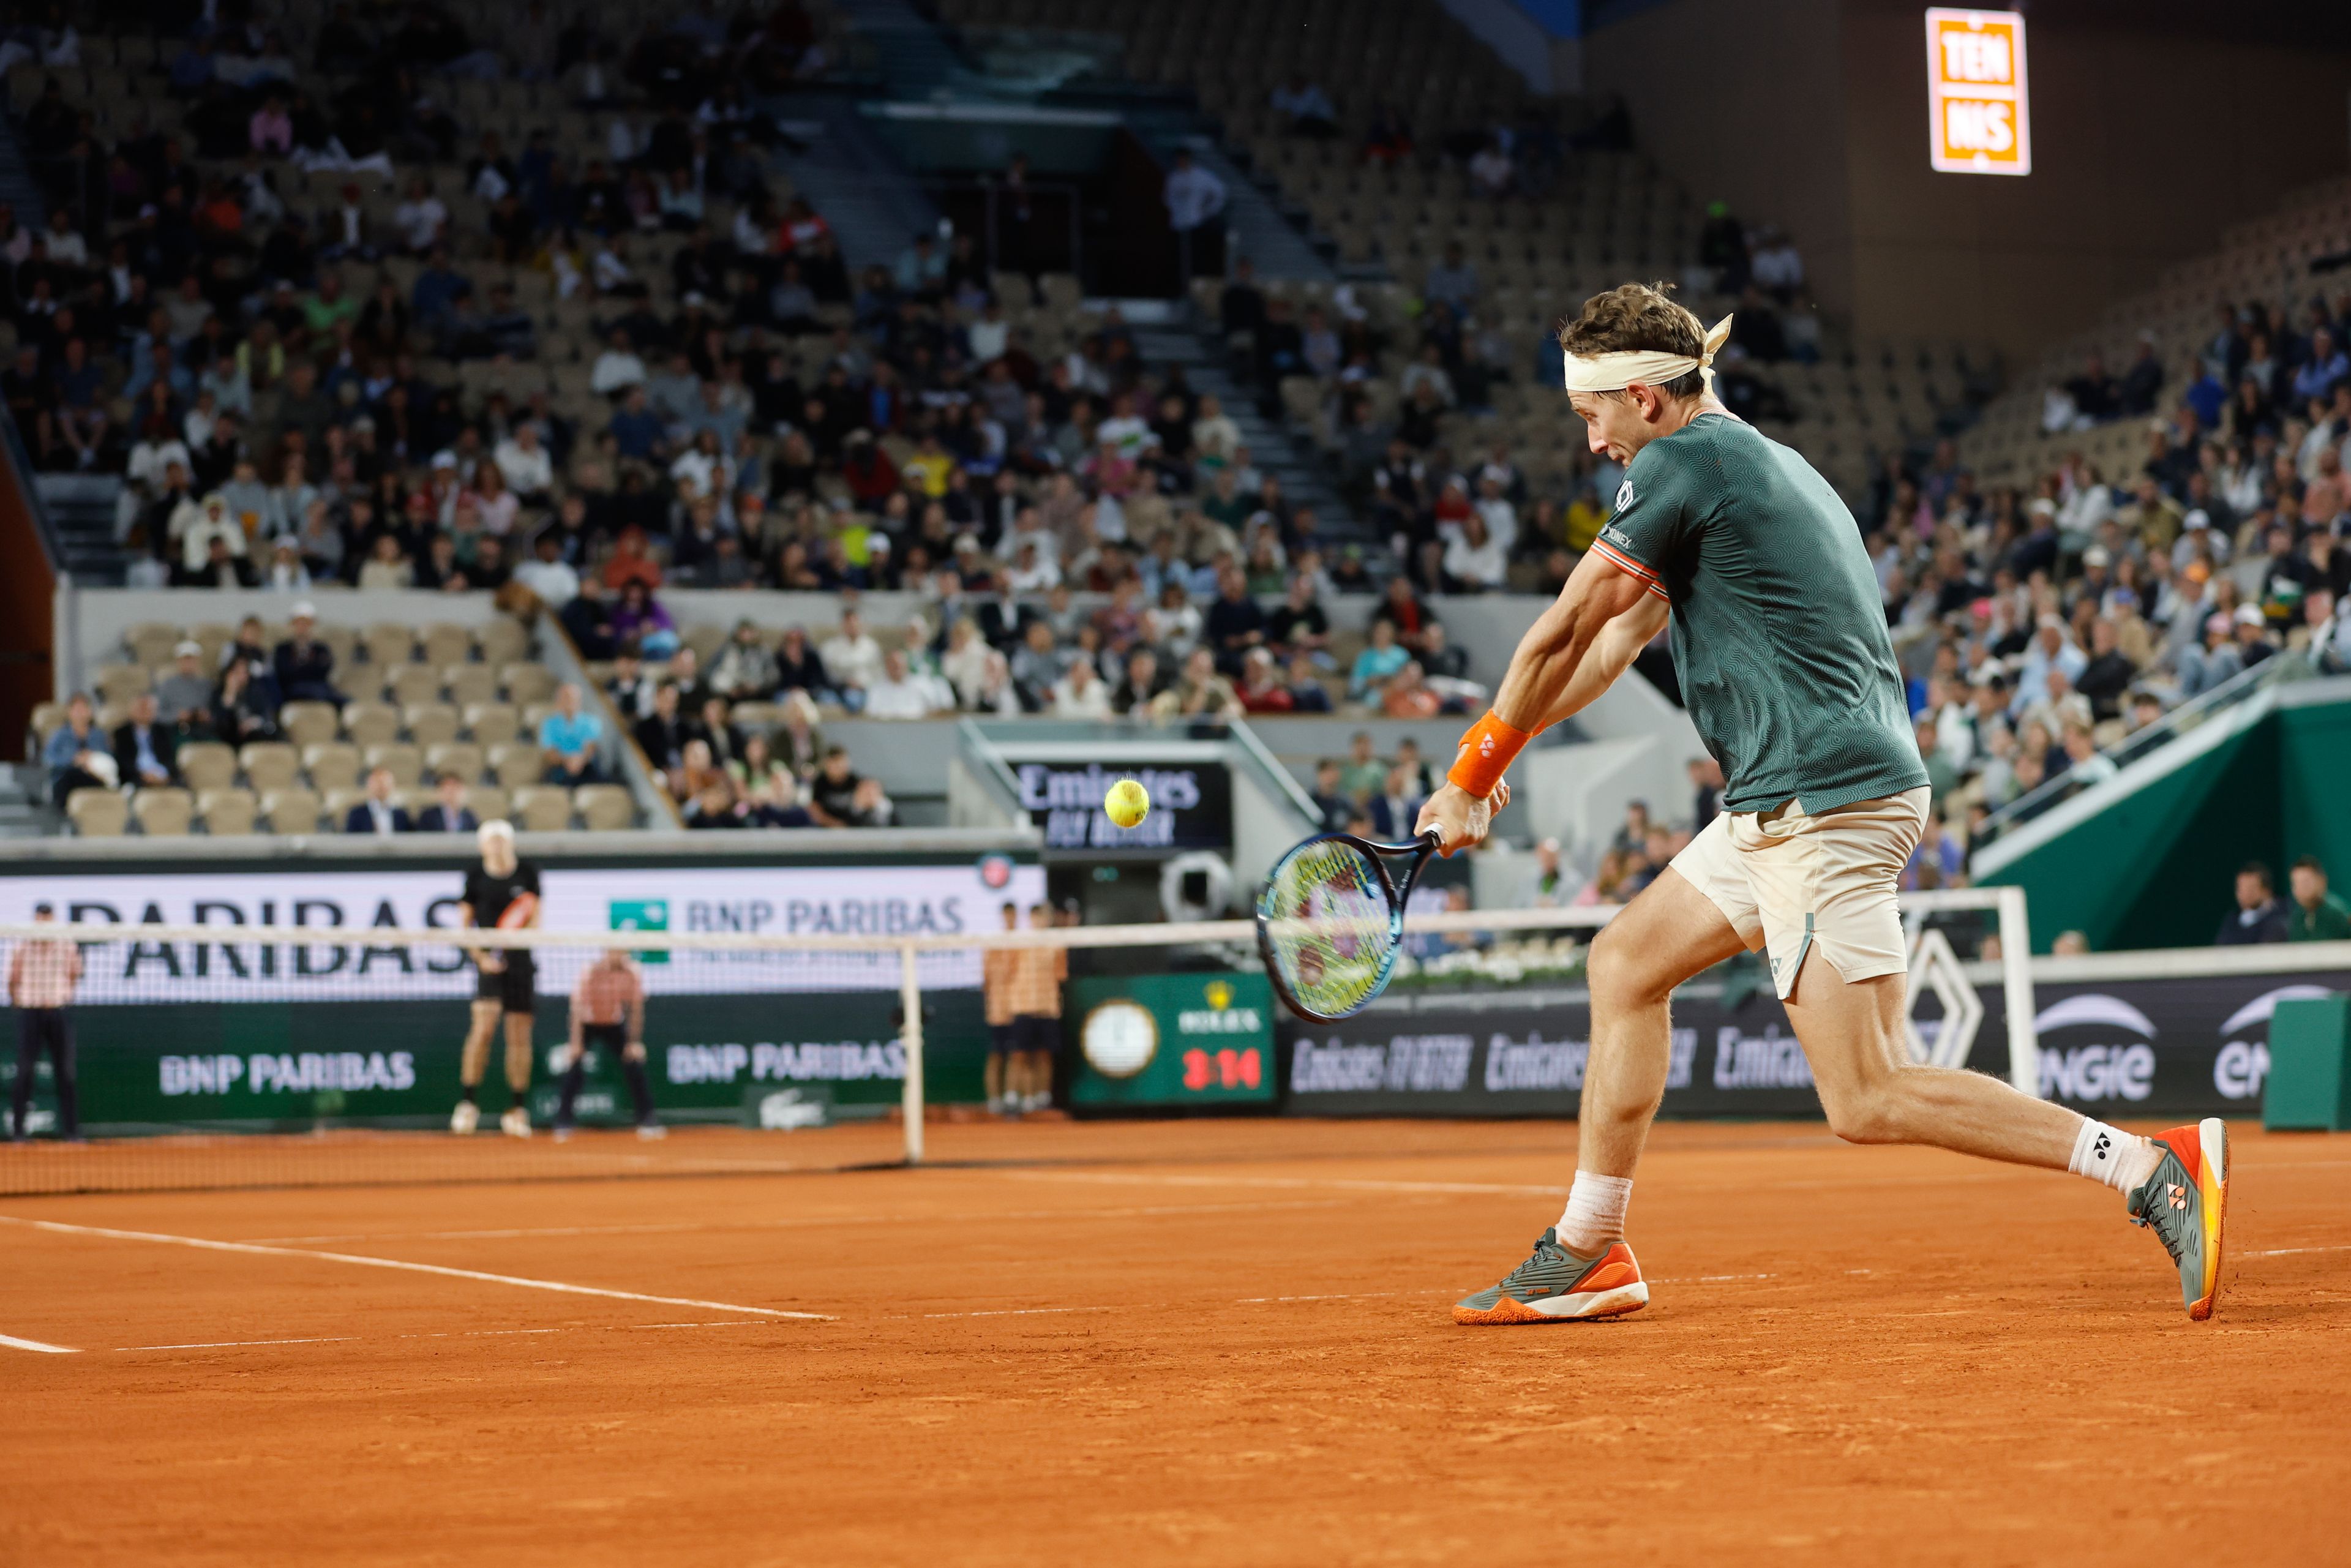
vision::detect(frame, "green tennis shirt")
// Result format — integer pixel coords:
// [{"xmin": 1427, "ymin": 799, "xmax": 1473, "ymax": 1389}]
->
[{"xmin": 1590, "ymin": 412, "xmax": 1927, "ymax": 816}]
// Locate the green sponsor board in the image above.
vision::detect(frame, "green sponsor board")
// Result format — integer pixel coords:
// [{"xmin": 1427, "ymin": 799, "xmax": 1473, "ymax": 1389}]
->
[
  {"xmin": 607, "ymin": 898, "xmax": 670, "ymax": 963},
  {"xmin": 0, "ymin": 992, "xmax": 989, "ymax": 1135},
  {"xmin": 1065, "ymin": 970, "xmax": 1275, "ymax": 1108}
]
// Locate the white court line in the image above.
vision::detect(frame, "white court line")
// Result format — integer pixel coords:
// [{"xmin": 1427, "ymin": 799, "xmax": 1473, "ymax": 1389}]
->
[
  {"xmin": 2246, "ymin": 1244, "xmax": 2351, "ymax": 1258},
  {"xmin": 0, "ymin": 1215, "xmax": 831, "ymax": 1321},
  {"xmin": 119, "ymin": 1337, "xmax": 356, "ymax": 1352},
  {"xmin": 0, "ymin": 1332, "xmax": 79, "ymax": 1354},
  {"xmin": 113, "ymin": 1321, "xmax": 772, "ymax": 1353},
  {"xmin": 1005, "ymin": 1170, "xmax": 1575, "ymax": 1199},
  {"xmin": 240, "ymin": 1196, "xmax": 1364, "ymax": 1247}
]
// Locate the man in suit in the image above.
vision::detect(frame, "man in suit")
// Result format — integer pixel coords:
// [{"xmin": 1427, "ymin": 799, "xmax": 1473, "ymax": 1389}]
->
[
  {"xmin": 1368, "ymin": 762, "xmax": 1422, "ymax": 841},
  {"xmin": 344, "ymin": 766, "xmax": 413, "ymax": 835},
  {"xmin": 272, "ymin": 601, "xmax": 343, "ymax": 705},
  {"xmin": 112, "ymin": 693, "xmax": 180, "ymax": 789},
  {"xmin": 631, "ymin": 682, "xmax": 692, "ymax": 775},
  {"xmin": 413, "ymin": 771, "xmax": 479, "ymax": 833}
]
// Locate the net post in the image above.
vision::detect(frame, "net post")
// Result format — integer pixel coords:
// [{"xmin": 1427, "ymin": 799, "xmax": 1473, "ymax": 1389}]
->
[
  {"xmin": 1995, "ymin": 887, "xmax": 2038, "ymax": 1097},
  {"xmin": 898, "ymin": 942, "xmax": 925, "ymax": 1166}
]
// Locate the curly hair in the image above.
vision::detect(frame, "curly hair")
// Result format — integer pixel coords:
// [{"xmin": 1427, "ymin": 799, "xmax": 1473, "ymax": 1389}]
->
[{"xmin": 1556, "ymin": 281, "xmax": 1708, "ymax": 400}]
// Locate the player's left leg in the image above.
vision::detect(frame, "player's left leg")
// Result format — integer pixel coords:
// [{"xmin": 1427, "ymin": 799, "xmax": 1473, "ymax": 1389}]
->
[
  {"xmin": 620, "ymin": 1041, "xmax": 662, "ymax": 1138},
  {"xmin": 1766, "ymin": 790, "xmax": 2228, "ymax": 1319},
  {"xmin": 452, "ymin": 999, "xmax": 501, "ymax": 1134},
  {"xmin": 499, "ymin": 1010, "xmax": 534, "ymax": 1137}
]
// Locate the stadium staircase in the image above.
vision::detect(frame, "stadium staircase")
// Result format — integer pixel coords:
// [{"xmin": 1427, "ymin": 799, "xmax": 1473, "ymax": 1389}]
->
[
  {"xmin": 34, "ymin": 474, "xmax": 128, "ymax": 587},
  {"xmin": 768, "ymin": 94, "xmax": 944, "ymax": 273}
]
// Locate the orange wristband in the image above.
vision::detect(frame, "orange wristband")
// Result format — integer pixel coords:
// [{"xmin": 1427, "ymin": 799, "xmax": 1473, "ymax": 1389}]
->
[{"xmin": 1447, "ymin": 711, "xmax": 1531, "ymax": 798}]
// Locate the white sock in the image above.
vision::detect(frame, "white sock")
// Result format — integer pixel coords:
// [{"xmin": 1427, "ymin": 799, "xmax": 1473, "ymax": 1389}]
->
[
  {"xmin": 1555, "ymin": 1172, "xmax": 1633, "ymax": 1255},
  {"xmin": 2069, "ymin": 1119, "xmax": 2161, "ymax": 1195}
]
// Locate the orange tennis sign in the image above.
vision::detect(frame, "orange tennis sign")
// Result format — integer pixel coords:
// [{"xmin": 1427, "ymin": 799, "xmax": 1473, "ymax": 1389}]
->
[{"xmin": 1926, "ymin": 8, "xmax": 2030, "ymax": 176}]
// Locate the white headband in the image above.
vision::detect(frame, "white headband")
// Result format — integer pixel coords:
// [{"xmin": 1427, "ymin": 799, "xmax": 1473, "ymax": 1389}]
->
[{"xmin": 1562, "ymin": 314, "xmax": 1734, "ymax": 395}]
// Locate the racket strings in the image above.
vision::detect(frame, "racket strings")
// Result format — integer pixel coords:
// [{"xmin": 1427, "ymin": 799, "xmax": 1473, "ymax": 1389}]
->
[{"xmin": 1260, "ymin": 841, "xmax": 1397, "ymax": 1018}]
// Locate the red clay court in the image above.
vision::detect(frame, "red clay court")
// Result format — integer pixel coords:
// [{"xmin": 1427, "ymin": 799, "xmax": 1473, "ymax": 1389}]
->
[{"xmin": 4, "ymin": 1117, "xmax": 2347, "ymax": 1565}]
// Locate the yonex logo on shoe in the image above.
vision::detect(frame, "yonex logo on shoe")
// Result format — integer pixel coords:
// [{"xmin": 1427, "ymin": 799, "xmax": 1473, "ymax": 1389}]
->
[{"xmin": 2167, "ymin": 1183, "xmax": 2188, "ymax": 1211}]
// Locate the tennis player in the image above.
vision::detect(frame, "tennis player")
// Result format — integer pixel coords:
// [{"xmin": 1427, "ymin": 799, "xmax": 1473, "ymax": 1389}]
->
[
  {"xmin": 553, "ymin": 948, "xmax": 662, "ymax": 1139},
  {"xmin": 449, "ymin": 819, "xmax": 542, "ymax": 1138},
  {"xmin": 1422, "ymin": 283, "xmax": 2227, "ymax": 1324}
]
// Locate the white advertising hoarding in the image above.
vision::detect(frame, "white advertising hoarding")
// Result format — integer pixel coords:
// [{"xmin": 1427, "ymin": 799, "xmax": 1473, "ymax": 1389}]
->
[{"xmin": 0, "ymin": 861, "xmax": 1046, "ymax": 1002}]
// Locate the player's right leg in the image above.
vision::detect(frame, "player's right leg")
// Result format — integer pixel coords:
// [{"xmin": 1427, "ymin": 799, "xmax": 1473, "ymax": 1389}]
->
[
  {"xmin": 1455, "ymin": 864, "xmax": 1747, "ymax": 1325},
  {"xmin": 451, "ymin": 999, "xmax": 501, "ymax": 1134}
]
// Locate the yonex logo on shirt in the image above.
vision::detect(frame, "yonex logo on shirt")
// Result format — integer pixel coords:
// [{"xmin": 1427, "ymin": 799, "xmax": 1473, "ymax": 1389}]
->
[{"xmin": 1600, "ymin": 522, "xmax": 1633, "ymax": 550}]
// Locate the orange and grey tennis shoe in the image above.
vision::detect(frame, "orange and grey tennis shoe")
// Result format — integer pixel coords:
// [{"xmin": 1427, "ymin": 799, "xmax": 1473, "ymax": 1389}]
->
[
  {"xmin": 2125, "ymin": 1118, "xmax": 2230, "ymax": 1321},
  {"xmin": 1453, "ymin": 1229, "xmax": 1648, "ymax": 1325}
]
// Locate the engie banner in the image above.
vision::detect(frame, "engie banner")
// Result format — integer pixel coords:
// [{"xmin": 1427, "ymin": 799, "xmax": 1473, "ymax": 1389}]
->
[
  {"xmin": 1279, "ymin": 967, "xmax": 2351, "ymax": 1121},
  {"xmin": 0, "ymin": 861, "xmax": 1046, "ymax": 1002}
]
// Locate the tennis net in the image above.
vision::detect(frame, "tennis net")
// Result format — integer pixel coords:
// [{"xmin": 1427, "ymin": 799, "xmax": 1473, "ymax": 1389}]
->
[{"xmin": 0, "ymin": 887, "xmax": 2031, "ymax": 1195}]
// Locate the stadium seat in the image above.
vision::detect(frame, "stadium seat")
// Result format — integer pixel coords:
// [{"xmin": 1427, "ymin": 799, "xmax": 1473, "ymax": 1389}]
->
[
  {"xmin": 132, "ymin": 787, "xmax": 194, "ymax": 836},
  {"xmin": 729, "ymin": 702, "xmax": 783, "ymax": 731},
  {"xmin": 303, "ymin": 743, "xmax": 362, "ymax": 795},
  {"xmin": 28, "ymin": 700, "xmax": 62, "ymax": 742},
  {"xmin": 96, "ymin": 663, "xmax": 151, "ymax": 708},
  {"xmin": 476, "ymin": 618, "xmax": 530, "ymax": 668},
  {"xmin": 174, "ymin": 741, "xmax": 236, "ymax": 793},
  {"xmin": 464, "ymin": 702, "xmax": 521, "ymax": 749},
  {"xmin": 510, "ymin": 785, "xmax": 574, "ymax": 832},
  {"xmin": 197, "ymin": 787, "xmax": 258, "ymax": 836},
  {"xmin": 279, "ymin": 701, "xmax": 341, "ymax": 749},
  {"xmin": 444, "ymin": 664, "xmax": 500, "ymax": 708},
  {"xmin": 362, "ymin": 622, "xmax": 418, "ymax": 666},
  {"xmin": 189, "ymin": 623, "xmax": 235, "ymax": 668},
  {"xmin": 125, "ymin": 623, "xmax": 182, "ymax": 668},
  {"xmin": 403, "ymin": 703, "xmax": 461, "ymax": 748},
  {"xmin": 681, "ymin": 625, "xmax": 729, "ymax": 664},
  {"xmin": 467, "ymin": 784, "xmax": 512, "ymax": 823},
  {"xmin": 260, "ymin": 787, "xmax": 323, "ymax": 835},
  {"xmin": 426, "ymin": 741, "xmax": 486, "ymax": 785},
  {"xmin": 364, "ymin": 743, "xmax": 424, "ymax": 789},
  {"xmin": 574, "ymin": 784, "xmax": 636, "ymax": 831},
  {"xmin": 323, "ymin": 787, "xmax": 367, "ymax": 827},
  {"xmin": 387, "ymin": 666, "xmax": 445, "ymax": 708},
  {"xmin": 421, "ymin": 623, "xmax": 474, "ymax": 668},
  {"xmin": 488, "ymin": 742, "xmax": 541, "ymax": 790},
  {"xmin": 499, "ymin": 661, "xmax": 558, "ymax": 705},
  {"xmin": 238, "ymin": 742, "xmax": 301, "ymax": 793},
  {"xmin": 67, "ymin": 788, "xmax": 129, "ymax": 837},
  {"xmin": 343, "ymin": 702, "xmax": 401, "ymax": 749}
]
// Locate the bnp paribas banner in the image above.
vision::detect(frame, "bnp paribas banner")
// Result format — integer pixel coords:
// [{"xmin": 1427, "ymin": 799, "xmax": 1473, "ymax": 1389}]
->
[
  {"xmin": 0, "ymin": 862, "xmax": 1045, "ymax": 1002},
  {"xmin": 1278, "ymin": 967, "xmax": 2351, "ymax": 1121}
]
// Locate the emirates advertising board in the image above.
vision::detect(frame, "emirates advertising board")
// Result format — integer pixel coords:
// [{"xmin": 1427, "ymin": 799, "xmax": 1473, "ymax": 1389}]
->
[{"xmin": 1278, "ymin": 967, "xmax": 2350, "ymax": 1120}]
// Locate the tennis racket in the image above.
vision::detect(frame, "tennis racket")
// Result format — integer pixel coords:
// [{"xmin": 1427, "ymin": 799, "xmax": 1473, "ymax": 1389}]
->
[{"xmin": 1256, "ymin": 830, "xmax": 1442, "ymax": 1022}]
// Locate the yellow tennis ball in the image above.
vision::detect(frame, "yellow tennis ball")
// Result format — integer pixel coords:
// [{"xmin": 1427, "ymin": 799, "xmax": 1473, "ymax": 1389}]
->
[{"xmin": 1104, "ymin": 778, "xmax": 1150, "ymax": 829}]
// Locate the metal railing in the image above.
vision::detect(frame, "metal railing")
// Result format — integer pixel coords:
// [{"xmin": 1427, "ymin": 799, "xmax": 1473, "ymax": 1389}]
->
[{"xmin": 1972, "ymin": 647, "xmax": 2311, "ymax": 850}]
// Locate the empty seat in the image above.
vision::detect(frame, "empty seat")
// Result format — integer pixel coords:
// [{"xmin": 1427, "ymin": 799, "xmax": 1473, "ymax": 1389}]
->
[
  {"xmin": 476, "ymin": 618, "xmax": 530, "ymax": 667},
  {"xmin": 363, "ymin": 621, "xmax": 418, "ymax": 666},
  {"xmin": 426, "ymin": 740, "xmax": 486, "ymax": 784},
  {"xmin": 465, "ymin": 701, "xmax": 521, "ymax": 749},
  {"xmin": 239, "ymin": 741, "xmax": 302, "ymax": 792},
  {"xmin": 343, "ymin": 701, "xmax": 402, "ymax": 748},
  {"xmin": 500, "ymin": 661, "xmax": 558, "ymax": 705},
  {"xmin": 510, "ymin": 785, "xmax": 573, "ymax": 832},
  {"xmin": 313, "ymin": 625, "xmax": 359, "ymax": 672},
  {"xmin": 96, "ymin": 663, "xmax": 152, "ymax": 707},
  {"xmin": 279, "ymin": 700, "xmax": 341, "ymax": 748},
  {"xmin": 133, "ymin": 787, "xmax": 195, "ymax": 836},
  {"xmin": 489, "ymin": 742, "xmax": 543, "ymax": 790},
  {"xmin": 404, "ymin": 702, "xmax": 460, "ymax": 748},
  {"xmin": 420, "ymin": 623, "xmax": 474, "ymax": 667},
  {"xmin": 387, "ymin": 666, "xmax": 445, "ymax": 707},
  {"xmin": 260, "ymin": 787, "xmax": 323, "ymax": 835},
  {"xmin": 364, "ymin": 742, "xmax": 425, "ymax": 788},
  {"xmin": 574, "ymin": 783, "xmax": 636, "ymax": 831},
  {"xmin": 190, "ymin": 622, "xmax": 236, "ymax": 667},
  {"xmin": 445, "ymin": 664, "xmax": 500, "ymax": 708},
  {"xmin": 323, "ymin": 787, "xmax": 368, "ymax": 828},
  {"xmin": 197, "ymin": 787, "xmax": 258, "ymax": 835},
  {"xmin": 681, "ymin": 625, "xmax": 729, "ymax": 664},
  {"xmin": 304, "ymin": 741, "xmax": 363, "ymax": 794},
  {"xmin": 467, "ymin": 784, "xmax": 512, "ymax": 824},
  {"xmin": 124, "ymin": 621, "xmax": 183, "ymax": 668},
  {"xmin": 67, "ymin": 788, "xmax": 129, "ymax": 837},
  {"xmin": 174, "ymin": 741, "xmax": 237, "ymax": 792}
]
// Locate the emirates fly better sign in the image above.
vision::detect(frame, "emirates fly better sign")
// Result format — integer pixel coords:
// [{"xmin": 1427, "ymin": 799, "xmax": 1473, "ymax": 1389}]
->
[{"xmin": 1926, "ymin": 9, "xmax": 2030, "ymax": 176}]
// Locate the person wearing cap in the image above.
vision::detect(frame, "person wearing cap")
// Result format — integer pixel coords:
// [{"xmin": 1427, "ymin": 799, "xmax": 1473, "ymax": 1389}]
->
[
  {"xmin": 272, "ymin": 602, "xmax": 343, "ymax": 705},
  {"xmin": 451, "ymin": 820, "xmax": 542, "ymax": 1138},
  {"xmin": 154, "ymin": 640, "xmax": 216, "ymax": 730},
  {"xmin": 8, "ymin": 902, "xmax": 82, "ymax": 1141}
]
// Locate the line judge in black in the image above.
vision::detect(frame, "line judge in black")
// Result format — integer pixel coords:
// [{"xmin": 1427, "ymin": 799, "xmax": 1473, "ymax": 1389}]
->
[{"xmin": 450, "ymin": 820, "xmax": 542, "ymax": 1137}]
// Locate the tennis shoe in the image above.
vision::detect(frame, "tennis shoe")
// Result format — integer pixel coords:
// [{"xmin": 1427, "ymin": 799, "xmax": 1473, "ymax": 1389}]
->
[
  {"xmin": 2125, "ymin": 1118, "xmax": 2229, "ymax": 1320},
  {"xmin": 500, "ymin": 1106, "xmax": 531, "ymax": 1139},
  {"xmin": 636, "ymin": 1122, "xmax": 667, "ymax": 1140},
  {"xmin": 449, "ymin": 1100, "xmax": 479, "ymax": 1135},
  {"xmin": 1453, "ymin": 1228, "xmax": 1648, "ymax": 1325}
]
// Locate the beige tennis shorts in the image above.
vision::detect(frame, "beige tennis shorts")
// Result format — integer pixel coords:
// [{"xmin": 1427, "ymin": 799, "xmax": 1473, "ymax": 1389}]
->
[{"xmin": 1668, "ymin": 787, "xmax": 1930, "ymax": 999}]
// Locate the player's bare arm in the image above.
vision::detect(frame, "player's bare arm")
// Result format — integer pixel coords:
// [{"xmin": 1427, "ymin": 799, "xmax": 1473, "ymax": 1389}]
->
[{"xmin": 1415, "ymin": 552, "xmax": 1659, "ymax": 855}]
